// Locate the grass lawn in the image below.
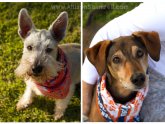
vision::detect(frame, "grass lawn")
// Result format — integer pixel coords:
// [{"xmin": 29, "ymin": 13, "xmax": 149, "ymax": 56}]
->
[{"xmin": 0, "ymin": 2, "xmax": 80, "ymax": 122}]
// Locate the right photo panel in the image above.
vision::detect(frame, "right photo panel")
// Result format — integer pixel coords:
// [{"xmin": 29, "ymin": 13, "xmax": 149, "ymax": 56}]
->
[{"xmin": 82, "ymin": 2, "xmax": 165, "ymax": 122}]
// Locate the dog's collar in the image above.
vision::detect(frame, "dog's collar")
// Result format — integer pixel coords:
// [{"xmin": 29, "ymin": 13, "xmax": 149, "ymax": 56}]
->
[
  {"xmin": 35, "ymin": 47, "xmax": 72, "ymax": 99},
  {"xmin": 97, "ymin": 73, "xmax": 148, "ymax": 122}
]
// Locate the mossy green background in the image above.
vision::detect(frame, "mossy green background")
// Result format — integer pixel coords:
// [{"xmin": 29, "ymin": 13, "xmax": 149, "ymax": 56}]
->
[
  {"xmin": 83, "ymin": 2, "xmax": 141, "ymax": 27},
  {"xmin": 0, "ymin": 2, "xmax": 80, "ymax": 122}
]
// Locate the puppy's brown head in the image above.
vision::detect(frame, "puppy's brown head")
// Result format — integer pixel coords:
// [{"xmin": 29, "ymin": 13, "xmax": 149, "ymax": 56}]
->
[{"xmin": 86, "ymin": 31, "xmax": 160, "ymax": 91}]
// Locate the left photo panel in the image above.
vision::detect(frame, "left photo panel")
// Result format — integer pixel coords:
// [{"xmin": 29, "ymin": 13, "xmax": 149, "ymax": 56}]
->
[{"xmin": 0, "ymin": 2, "xmax": 81, "ymax": 122}]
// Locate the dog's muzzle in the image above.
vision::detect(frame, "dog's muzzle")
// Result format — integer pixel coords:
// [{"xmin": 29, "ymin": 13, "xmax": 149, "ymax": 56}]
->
[
  {"xmin": 32, "ymin": 65, "xmax": 43, "ymax": 75},
  {"xmin": 130, "ymin": 73, "xmax": 145, "ymax": 87}
]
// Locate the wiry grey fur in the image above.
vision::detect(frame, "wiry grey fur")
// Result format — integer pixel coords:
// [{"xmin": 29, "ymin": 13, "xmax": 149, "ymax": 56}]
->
[{"xmin": 15, "ymin": 8, "xmax": 80, "ymax": 120}]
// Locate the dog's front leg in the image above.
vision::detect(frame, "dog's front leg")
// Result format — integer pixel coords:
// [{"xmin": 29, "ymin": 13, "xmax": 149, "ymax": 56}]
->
[
  {"xmin": 16, "ymin": 84, "xmax": 34, "ymax": 110},
  {"xmin": 83, "ymin": 81, "xmax": 94, "ymax": 121},
  {"xmin": 54, "ymin": 84, "xmax": 75, "ymax": 120}
]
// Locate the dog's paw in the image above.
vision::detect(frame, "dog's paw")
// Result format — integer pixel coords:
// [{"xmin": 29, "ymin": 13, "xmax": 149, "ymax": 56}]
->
[
  {"xmin": 54, "ymin": 112, "xmax": 64, "ymax": 121},
  {"xmin": 83, "ymin": 114, "xmax": 89, "ymax": 122},
  {"xmin": 16, "ymin": 99, "xmax": 32, "ymax": 111}
]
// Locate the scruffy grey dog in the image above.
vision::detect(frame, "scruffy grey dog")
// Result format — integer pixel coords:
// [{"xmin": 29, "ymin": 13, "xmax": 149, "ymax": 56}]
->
[{"xmin": 15, "ymin": 8, "xmax": 80, "ymax": 120}]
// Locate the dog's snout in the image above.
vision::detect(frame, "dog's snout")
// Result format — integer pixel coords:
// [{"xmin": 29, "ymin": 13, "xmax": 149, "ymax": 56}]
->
[
  {"xmin": 32, "ymin": 65, "xmax": 43, "ymax": 74},
  {"xmin": 131, "ymin": 73, "xmax": 145, "ymax": 86}
]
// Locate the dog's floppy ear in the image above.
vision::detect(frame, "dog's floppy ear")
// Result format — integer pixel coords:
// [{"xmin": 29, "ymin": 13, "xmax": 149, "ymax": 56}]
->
[
  {"xmin": 49, "ymin": 12, "xmax": 68, "ymax": 42},
  {"xmin": 86, "ymin": 40, "xmax": 111, "ymax": 76},
  {"xmin": 18, "ymin": 8, "xmax": 35, "ymax": 39},
  {"xmin": 132, "ymin": 31, "xmax": 161, "ymax": 61}
]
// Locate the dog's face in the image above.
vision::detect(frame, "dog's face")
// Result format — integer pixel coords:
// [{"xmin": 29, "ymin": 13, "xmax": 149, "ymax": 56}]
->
[
  {"xmin": 86, "ymin": 31, "xmax": 161, "ymax": 91},
  {"xmin": 107, "ymin": 36, "xmax": 149, "ymax": 90},
  {"xmin": 15, "ymin": 8, "xmax": 68, "ymax": 83}
]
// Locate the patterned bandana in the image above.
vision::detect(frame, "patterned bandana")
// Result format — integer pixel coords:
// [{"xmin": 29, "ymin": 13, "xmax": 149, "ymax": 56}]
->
[
  {"xmin": 35, "ymin": 48, "xmax": 71, "ymax": 99},
  {"xmin": 97, "ymin": 73, "xmax": 148, "ymax": 122}
]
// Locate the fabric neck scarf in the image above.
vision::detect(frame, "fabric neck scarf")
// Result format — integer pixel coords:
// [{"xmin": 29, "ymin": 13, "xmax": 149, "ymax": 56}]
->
[
  {"xmin": 35, "ymin": 47, "xmax": 71, "ymax": 99},
  {"xmin": 97, "ymin": 73, "xmax": 148, "ymax": 122}
]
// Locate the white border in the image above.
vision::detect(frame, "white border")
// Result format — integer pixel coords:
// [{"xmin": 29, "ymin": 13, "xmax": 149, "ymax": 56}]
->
[
  {"xmin": 0, "ymin": 1, "xmax": 163, "ymax": 123},
  {"xmin": 80, "ymin": 1, "xmax": 83, "ymax": 123}
]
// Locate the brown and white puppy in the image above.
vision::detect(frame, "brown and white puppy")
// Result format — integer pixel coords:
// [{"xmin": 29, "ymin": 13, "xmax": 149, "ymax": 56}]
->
[{"xmin": 85, "ymin": 31, "xmax": 160, "ymax": 121}]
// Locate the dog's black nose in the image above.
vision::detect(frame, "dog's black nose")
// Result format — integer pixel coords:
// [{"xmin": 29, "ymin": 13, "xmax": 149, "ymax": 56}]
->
[
  {"xmin": 32, "ymin": 65, "xmax": 43, "ymax": 74},
  {"xmin": 131, "ymin": 73, "xmax": 145, "ymax": 86}
]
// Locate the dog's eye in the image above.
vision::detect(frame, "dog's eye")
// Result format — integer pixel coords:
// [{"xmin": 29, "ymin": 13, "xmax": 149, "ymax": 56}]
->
[
  {"xmin": 112, "ymin": 56, "xmax": 121, "ymax": 64},
  {"xmin": 27, "ymin": 45, "xmax": 32, "ymax": 51},
  {"xmin": 136, "ymin": 49, "xmax": 144, "ymax": 58},
  {"xmin": 46, "ymin": 48, "xmax": 53, "ymax": 53}
]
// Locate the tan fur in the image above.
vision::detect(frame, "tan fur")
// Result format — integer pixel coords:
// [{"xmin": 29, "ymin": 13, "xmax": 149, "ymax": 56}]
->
[
  {"xmin": 84, "ymin": 31, "xmax": 160, "ymax": 122},
  {"xmin": 89, "ymin": 87, "xmax": 105, "ymax": 122},
  {"xmin": 82, "ymin": 81, "xmax": 94, "ymax": 121},
  {"xmin": 108, "ymin": 46, "xmax": 149, "ymax": 92}
]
